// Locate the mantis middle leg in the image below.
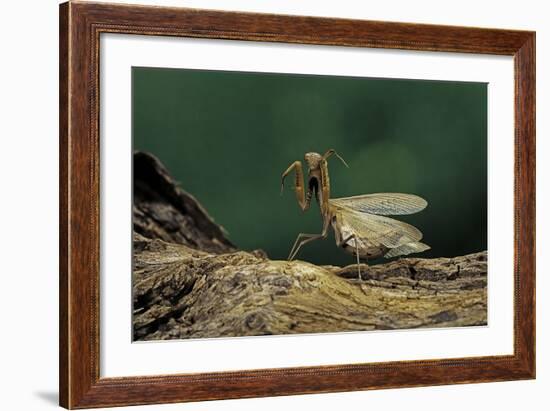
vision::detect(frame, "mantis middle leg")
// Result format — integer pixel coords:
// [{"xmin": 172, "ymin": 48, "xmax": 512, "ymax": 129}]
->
[{"xmin": 287, "ymin": 217, "xmax": 330, "ymax": 261}]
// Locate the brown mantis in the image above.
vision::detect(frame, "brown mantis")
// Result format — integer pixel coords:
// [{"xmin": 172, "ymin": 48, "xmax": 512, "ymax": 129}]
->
[{"xmin": 281, "ymin": 149, "xmax": 430, "ymax": 279}]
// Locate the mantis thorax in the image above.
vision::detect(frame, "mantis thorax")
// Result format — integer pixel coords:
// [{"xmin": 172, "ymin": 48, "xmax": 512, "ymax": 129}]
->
[{"xmin": 304, "ymin": 152, "xmax": 331, "ymax": 217}]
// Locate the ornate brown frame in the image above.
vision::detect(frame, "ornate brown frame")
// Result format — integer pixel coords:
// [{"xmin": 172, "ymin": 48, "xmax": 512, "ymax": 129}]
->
[{"xmin": 59, "ymin": 1, "xmax": 535, "ymax": 409}]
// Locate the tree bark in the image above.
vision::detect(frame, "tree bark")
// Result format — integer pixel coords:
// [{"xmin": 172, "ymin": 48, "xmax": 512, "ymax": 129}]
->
[{"xmin": 132, "ymin": 152, "xmax": 487, "ymax": 341}]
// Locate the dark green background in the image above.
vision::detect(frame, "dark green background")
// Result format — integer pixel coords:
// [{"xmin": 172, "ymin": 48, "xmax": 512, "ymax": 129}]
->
[{"xmin": 133, "ymin": 67, "xmax": 487, "ymax": 266}]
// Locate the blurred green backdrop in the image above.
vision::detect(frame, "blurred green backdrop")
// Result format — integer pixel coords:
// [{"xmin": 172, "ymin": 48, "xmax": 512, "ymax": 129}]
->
[{"xmin": 133, "ymin": 67, "xmax": 487, "ymax": 266}]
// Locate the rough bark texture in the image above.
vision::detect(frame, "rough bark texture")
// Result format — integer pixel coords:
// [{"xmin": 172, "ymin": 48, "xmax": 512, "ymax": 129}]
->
[{"xmin": 132, "ymin": 152, "xmax": 487, "ymax": 341}]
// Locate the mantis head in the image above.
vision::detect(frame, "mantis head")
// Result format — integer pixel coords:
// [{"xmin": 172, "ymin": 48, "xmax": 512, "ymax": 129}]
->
[
  {"xmin": 304, "ymin": 152, "xmax": 324, "ymax": 171},
  {"xmin": 304, "ymin": 149, "xmax": 349, "ymax": 171},
  {"xmin": 281, "ymin": 150, "xmax": 349, "ymax": 198}
]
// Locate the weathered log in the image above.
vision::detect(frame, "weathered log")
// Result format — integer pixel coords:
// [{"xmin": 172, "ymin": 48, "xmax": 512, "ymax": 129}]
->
[
  {"xmin": 132, "ymin": 151, "xmax": 487, "ymax": 341},
  {"xmin": 133, "ymin": 234, "xmax": 486, "ymax": 340}
]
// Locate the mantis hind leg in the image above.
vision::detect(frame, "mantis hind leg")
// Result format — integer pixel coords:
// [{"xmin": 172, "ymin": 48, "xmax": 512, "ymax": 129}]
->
[{"xmin": 336, "ymin": 233, "xmax": 363, "ymax": 280}]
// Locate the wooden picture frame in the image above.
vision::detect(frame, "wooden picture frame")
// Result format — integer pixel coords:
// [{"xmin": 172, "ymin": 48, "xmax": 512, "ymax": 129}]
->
[{"xmin": 59, "ymin": 1, "xmax": 535, "ymax": 408}]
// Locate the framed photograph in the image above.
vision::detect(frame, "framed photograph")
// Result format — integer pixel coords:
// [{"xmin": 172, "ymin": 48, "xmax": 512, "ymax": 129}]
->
[{"xmin": 59, "ymin": 1, "xmax": 535, "ymax": 408}]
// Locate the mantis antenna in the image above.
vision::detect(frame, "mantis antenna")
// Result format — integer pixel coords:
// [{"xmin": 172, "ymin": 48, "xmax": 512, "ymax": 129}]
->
[{"xmin": 323, "ymin": 149, "xmax": 349, "ymax": 168}]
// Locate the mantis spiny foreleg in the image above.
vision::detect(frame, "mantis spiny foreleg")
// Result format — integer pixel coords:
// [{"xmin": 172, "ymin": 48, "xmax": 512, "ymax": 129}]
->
[{"xmin": 281, "ymin": 161, "xmax": 310, "ymax": 211}]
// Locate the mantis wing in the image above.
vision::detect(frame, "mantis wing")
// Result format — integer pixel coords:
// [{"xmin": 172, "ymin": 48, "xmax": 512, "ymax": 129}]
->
[
  {"xmin": 330, "ymin": 193, "xmax": 427, "ymax": 216},
  {"xmin": 384, "ymin": 242, "xmax": 431, "ymax": 258},
  {"xmin": 336, "ymin": 207, "xmax": 424, "ymax": 249}
]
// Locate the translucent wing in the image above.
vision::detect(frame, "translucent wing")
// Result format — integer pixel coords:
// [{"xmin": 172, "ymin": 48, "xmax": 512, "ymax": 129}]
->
[
  {"xmin": 330, "ymin": 193, "xmax": 427, "ymax": 215},
  {"xmin": 336, "ymin": 208, "xmax": 423, "ymax": 249},
  {"xmin": 384, "ymin": 242, "xmax": 431, "ymax": 258}
]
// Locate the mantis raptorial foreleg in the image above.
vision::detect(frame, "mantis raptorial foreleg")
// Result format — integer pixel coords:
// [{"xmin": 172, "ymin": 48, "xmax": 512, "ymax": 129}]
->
[{"xmin": 281, "ymin": 161, "xmax": 309, "ymax": 211}]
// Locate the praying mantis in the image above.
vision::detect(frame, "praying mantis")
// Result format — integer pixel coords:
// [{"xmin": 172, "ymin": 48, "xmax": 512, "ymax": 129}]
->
[{"xmin": 281, "ymin": 149, "xmax": 430, "ymax": 279}]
